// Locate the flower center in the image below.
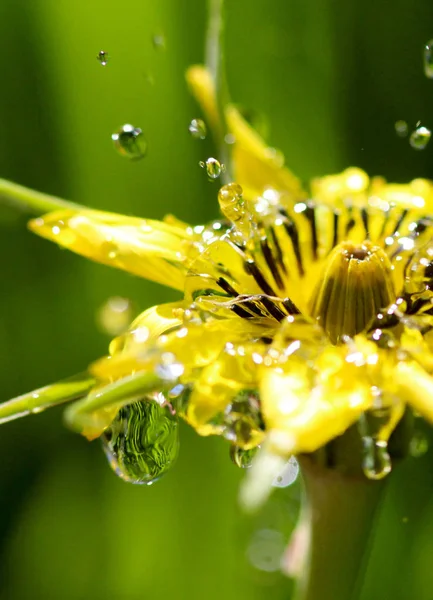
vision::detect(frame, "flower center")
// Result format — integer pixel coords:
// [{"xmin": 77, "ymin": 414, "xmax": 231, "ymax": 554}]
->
[{"xmin": 309, "ymin": 241, "xmax": 395, "ymax": 344}]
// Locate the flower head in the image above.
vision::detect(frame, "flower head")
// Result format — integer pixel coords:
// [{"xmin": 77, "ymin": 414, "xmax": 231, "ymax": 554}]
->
[{"xmin": 1, "ymin": 65, "xmax": 433, "ymax": 486}]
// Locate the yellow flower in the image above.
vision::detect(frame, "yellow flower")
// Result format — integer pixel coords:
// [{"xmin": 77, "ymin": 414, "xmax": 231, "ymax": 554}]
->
[{"xmin": 2, "ymin": 64, "xmax": 433, "ymax": 485}]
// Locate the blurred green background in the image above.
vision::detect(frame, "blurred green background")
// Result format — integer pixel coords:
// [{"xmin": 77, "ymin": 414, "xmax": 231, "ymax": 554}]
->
[{"xmin": 1, "ymin": 1, "xmax": 433, "ymax": 598}]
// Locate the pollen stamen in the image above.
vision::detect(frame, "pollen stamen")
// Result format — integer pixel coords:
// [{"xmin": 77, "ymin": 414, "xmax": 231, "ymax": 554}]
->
[{"xmin": 310, "ymin": 241, "xmax": 395, "ymax": 344}]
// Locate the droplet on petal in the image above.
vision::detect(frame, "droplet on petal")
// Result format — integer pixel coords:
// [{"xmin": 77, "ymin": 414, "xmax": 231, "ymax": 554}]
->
[
  {"xmin": 97, "ymin": 50, "xmax": 109, "ymax": 66},
  {"xmin": 409, "ymin": 126, "xmax": 431, "ymax": 150},
  {"xmin": 230, "ymin": 445, "xmax": 259, "ymax": 468},
  {"xmin": 112, "ymin": 124, "xmax": 147, "ymax": 160},
  {"xmin": 188, "ymin": 118, "xmax": 207, "ymax": 139},
  {"xmin": 102, "ymin": 398, "xmax": 179, "ymax": 485}
]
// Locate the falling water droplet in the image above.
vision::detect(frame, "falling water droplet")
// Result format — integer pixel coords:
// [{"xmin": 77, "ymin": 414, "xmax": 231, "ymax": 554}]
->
[
  {"xmin": 97, "ymin": 296, "xmax": 133, "ymax": 336},
  {"xmin": 230, "ymin": 445, "xmax": 259, "ymax": 468},
  {"xmin": 152, "ymin": 33, "xmax": 166, "ymax": 50},
  {"xmin": 395, "ymin": 120, "xmax": 408, "ymax": 138},
  {"xmin": 188, "ymin": 118, "xmax": 207, "ymax": 140},
  {"xmin": 424, "ymin": 40, "xmax": 433, "ymax": 78},
  {"xmin": 102, "ymin": 398, "xmax": 179, "ymax": 484},
  {"xmin": 112, "ymin": 124, "xmax": 147, "ymax": 160},
  {"xmin": 409, "ymin": 126, "xmax": 431, "ymax": 150},
  {"xmin": 200, "ymin": 157, "xmax": 224, "ymax": 179},
  {"xmin": 362, "ymin": 437, "xmax": 392, "ymax": 480},
  {"xmin": 97, "ymin": 50, "xmax": 109, "ymax": 66},
  {"xmin": 409, "ymin": 429, "xmax": 429, "ymax": 457}
]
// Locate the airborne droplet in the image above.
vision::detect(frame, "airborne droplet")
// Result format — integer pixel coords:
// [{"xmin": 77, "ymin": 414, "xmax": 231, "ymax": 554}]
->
[
  {"xmin": 394, "ymin": 120, "xmax": 408, "ymax": 138},
  {"xmin": 112, "ymin": 124, "xmax": 147, "ymax": 160},
  {"xmin": 102, "ymin": 398, "xmax": 179, "ymax": 485},
  {"xmin": 230, "ymin": 445, "xmax": 259, "ymax": 469},
  {"xmin": 200, "ymin": 157, "xmax": 224, "ymax": 179},
  {"xmin": 424, "ymin": 40, "xmax": 433, "ymax": 78},
  {"xmin": 188, "ymin": 118, "xmax": 207, "ymax": 140},
  {"xmin": 97, "ymin": 50, "xmax": 109, "ymax": 66},
  {"xmin": 97, "ymin": 296, "xmax": 133, "ymax": 336},
  {"xmin": 409, "ymin": 126, "xmax": 431, "ymax": 150}
]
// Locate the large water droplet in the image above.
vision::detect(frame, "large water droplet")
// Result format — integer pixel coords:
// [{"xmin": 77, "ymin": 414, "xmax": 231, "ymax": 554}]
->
[
  {"xmin": 218, "ymin": 182, "xmax": 243, "ymax": 221},
  {"xmin": 395, "ymin": 120, "xmax": 408, "ymax": 138},
  {"xmin": 424, "ymin": 40, "xmax": 433, "ymax": 78},
  {"xmin": 188, "ymin": 118, "xmax": 207, "ymax": 140},
  {"xmin": 97, "ymin": 296, "xmax": 133, "ymax": 336},
  {"xmin": 199, "ymin": 157, "xmax": 224, "ymax": 179},
  {"xmin": 102, "ymin": 398, "xmax": 179, "ymax": 484},
  {"xmin": 230, "ymin": 445, "xmax": 259, "ymax": 468},
  {"xmin": 97, "ymin": 50, "xmax": 109, "ymax": 66},
  {"xmin": 409, "ymin": 126, "xmax": 431, "ymax": 150},
  {"xmin": 361, "ymin": 437, "xmax": 391, "ymax": 480},
  {"xmin": 112, "ymin": 124, "xmax": 147, "ymax": 160},
  {"xmin": 224, "ymin": 390, "xmax": 264, "ymax": 449}
]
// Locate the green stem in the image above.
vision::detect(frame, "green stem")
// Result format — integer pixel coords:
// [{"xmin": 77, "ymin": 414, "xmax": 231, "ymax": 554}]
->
[
  {"xmin": 205, "ymin": 0, "xmax": 232, "ymax": 183},
  {"xmin": 0, "ymin": 178, "xmax": 81, "ymax": 215},
  {"xmin": 294, "ymin": 457, "xmax": 386, "ymax": 600}
]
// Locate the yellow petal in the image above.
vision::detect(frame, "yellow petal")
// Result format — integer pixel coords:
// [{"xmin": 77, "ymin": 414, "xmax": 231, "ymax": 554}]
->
[
  {"xmin": 29, "ymin": 208, "xmax": 195, "ymax": 290},
  {"xmin": 394, "ymin": 360, "xmax": 433, "ymax": 423}
]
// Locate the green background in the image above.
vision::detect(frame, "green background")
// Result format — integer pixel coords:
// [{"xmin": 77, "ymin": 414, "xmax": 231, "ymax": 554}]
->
[{"xmin": 0, "ymin": 1, "xmax": 433, "ymax": 598}]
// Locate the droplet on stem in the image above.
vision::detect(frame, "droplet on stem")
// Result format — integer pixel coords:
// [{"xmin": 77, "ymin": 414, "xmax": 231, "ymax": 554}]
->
[
  {"xmin": 112, "ymin": 124, "xmax": 147, "ymax": 160},
  {"xmin": 97, "ymin": 50, "xmax": 109, "ymax": 66},
  {"xmin": 409, "ymin": 125, "xmax": 431, "ymax": 150},
  {"xmin": 188, "ymin": 118, "xmax": 207, "ymax": 140}
]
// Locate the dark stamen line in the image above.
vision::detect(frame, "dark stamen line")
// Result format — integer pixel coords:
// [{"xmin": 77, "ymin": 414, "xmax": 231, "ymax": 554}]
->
[
  {"xmin": 244, "ymin": 259, "xmax": 277, "ymax": 296},
  {"xmin": 260, "ymin": 296, "xmax": 287, "ymax": 321},
  {"xmin": 392, "ymin": 209, "xmax": 409, "ymax": 235},
  {"xmin": 332, "ymin": 212, "xmax": 339, "ymax": 249},
  {"xmin": 216, "ymin": 277, "xmax": 252, "ymax": 318},
  {"xmin": 269, "ymin": 226, "xmax": 288, "ymax": 275},
  {"xmin": 261, "ymin": 237, "xmax": 285, "ymax": 290},
  {"xmin": 305, "ymin": 206, "xmax": 318, "ymax": 259},
  {"xmin": 282, "ymin": 221, "xmax": 305, "ymax": 276},
  {"xmin": 361, "ymin": 208, "xmax": 370, "ymax": 239},
  {"xmin": 282, "ymin": 298, "xmax": 301, "ymax": 315},
  {"xmin": 378, "ymin": 211, "xmax": 391, "ymax": 239}
]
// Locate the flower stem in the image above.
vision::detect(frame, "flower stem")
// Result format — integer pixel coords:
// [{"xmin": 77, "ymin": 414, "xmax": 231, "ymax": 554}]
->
[
  {"xmin": 293, "ymin": 457, "xmax": 386, "ymax": 600},
  {"xmin": 0, "ymin": 178, "xmax": 80, "ymax": 215},
  {"xmin": 205, "ymin": 0, "xmax": 232, "ymax": 183}
]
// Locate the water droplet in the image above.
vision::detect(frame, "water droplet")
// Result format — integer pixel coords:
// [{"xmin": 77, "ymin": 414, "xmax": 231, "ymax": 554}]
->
[
  {"xmin": 247, "ymin": 529, "xmax": 286, "ymax": 572},
  {"xmin": 218, "ymin": 182, "xmax": 244, "ymax": 221},
  {"xmin": 362, "ymin": 437, "xmax": 391, "ymax": 480},
  {"xmin": 409, "ymin": 429, "xmax": 429, "ymax": 457},
  {"xmin": 230, "ymin": 445, "xmax": 259, "ymax": 468},
  {"xmin": 395, "ymin": 120, "xmax": 408, "ymax": 137},
  {"xmin": 152, "ymin": 33, "xmax": 166, "ymax": 50},
  {"xmin": 272, "ymin": 456, "xmax": 299, "ymax": 488},
  {"xmin": 102, "ymin": 398, "xmax": 179, "ymax": 484},
  {"xmin": 97, "ymin": 296, "xmax": 133, "ymax": 336},
  {"xmin": 424, "ymin": 40, "xmax": 433, "ymax": 78},
  {"xmin": 200, "ymin": 157, "xmax": 224, "ymax": 179},
  {"xmin": 97, "ymin": 50, "xmax": 109, "ymax": 66},
  {"xmin": 409, "ymin": 126, "xmax": 431, "ymax": 150},
  {"xmin": 224, "ymin": 390, "xmax": 264, "ymax": 448},
  {"xmin": 188, "ymin": 118, "xmax": 207, "ymax": 140},
  {"xmin": 112, "ymin": 124, "xmax": 147, "ymax": 160}
]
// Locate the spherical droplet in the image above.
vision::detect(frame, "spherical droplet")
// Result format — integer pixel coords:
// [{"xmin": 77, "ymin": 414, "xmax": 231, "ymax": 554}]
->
[
  {"xmin": 112, "ymin": 124, "xmax": 147, "ymax": 160},
  {"xmin": 395, "ymin": 120, "xmax": 408, "ymax": 138},
  {"xmin": 424, "ymin": 40, "xmax": 433, "ymax": 78},
  {"xmin": 218, "ymin": 182, "xmax": 244, "ymax": 221},
  {"xmin": 362, "ymin": 437, "xmax": 392, "ymax": 480},
  {"xmin": 97, "ymin": 50, "xmax": 109, "ymax": 66},
  {"xmin": 200, "ymin": 157, "xmax": 223, "ymax": 179},
  {"xmin": 409, "ymin": 126, "xmax": 431, "ymax": 150},
  {"xmin": 97, "ymin": 296, "xmax": 133, "ymax": 336},
  {"xmin": 188, "ymin": 118, "xmax": 207, "ymax": 140},
  {"xmin": 102, "ymin": 398, "xmax": 179, "ymax": 485},
  {"xmin": 230, "ymin": 445, "xmax": 259, "ymax": 468}
]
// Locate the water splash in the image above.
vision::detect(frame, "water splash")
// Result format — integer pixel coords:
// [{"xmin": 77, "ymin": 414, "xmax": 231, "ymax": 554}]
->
[
  {"xmin": 112, "ymin": 124, "xmax": 147, "ymax": 160},
  {"xmin": 102, "ymin": 397, "xmax": 179, "ymax": 484}
]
